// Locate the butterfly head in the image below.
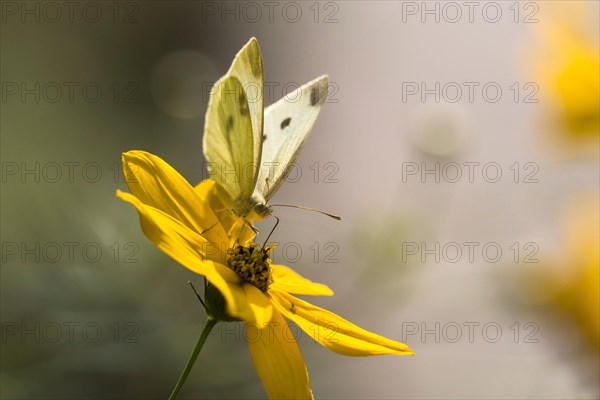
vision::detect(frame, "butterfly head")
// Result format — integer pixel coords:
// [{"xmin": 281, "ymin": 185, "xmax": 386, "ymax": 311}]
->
[
  {"xmin": 234, "ymin": 195, "xmax": 272, "ymax": 222},
  {"xmin": 249, "ymin": 192, "xmax": 272, "ymax": 220},
  {"xmin": 252, "ymin": 202, "xmax": 272, "ymax": 220}
]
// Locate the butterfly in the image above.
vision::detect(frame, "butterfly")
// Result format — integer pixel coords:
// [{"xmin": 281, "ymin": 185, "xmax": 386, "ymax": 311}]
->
[{"xmin": 203, "ymin": 38, "xmax": 338, "ymax": 225}]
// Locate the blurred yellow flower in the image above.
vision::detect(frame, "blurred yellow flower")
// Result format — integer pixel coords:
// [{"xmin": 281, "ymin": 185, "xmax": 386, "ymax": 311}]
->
[
  {"xmin": 117, "ymin": 150, "xmax": 414, "ymax": 399},
  {"xmin": 555, "ymin": 193, "xmax": 600, "ymax": 348},
  {"xmin": 529, "ymin": 2, "xmax": 599, "ymax": 148},
  {"xmin": 516, "ymin": 193, "xmax": 599, "ymax": 350}
]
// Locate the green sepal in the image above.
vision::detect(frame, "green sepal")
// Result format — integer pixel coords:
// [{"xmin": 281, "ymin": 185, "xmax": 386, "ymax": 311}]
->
[{"xmin": 204, "ymin": 283, "xmax": 239, "ymax": 322}]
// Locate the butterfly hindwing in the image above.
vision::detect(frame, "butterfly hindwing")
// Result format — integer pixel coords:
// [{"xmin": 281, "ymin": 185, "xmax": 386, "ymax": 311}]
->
[{"xmin": 254, "ymin": 75, "xmax": 329, "ymax": 202}]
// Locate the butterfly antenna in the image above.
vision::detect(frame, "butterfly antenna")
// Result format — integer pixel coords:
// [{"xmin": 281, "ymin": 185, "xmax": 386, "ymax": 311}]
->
[
  {"xmin": 262, "ymin": 215, "xmax": 280, "ymax": 249},
  {"xmin": 270, "ymin": 204, "xmax": 342, "ymax": 220}
]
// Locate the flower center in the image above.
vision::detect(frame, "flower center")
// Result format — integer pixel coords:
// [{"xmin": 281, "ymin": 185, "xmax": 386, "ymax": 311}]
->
[{"xmin": 226, "ymin": 244, "xmax": 273, "ymax": 292}]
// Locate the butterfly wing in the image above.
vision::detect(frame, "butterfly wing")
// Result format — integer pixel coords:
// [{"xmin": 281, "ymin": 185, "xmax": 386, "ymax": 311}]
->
[
  {"xmin": 203, "ymin": 75, "xmax": 255, "ymax": 205},
  {"xmin": 203, "ymin": 38, "xmax": 264, "ymax": 206},
  {"xmin": 225, "ymin": 37, "xmax": 264, "ymax": 186},
  {"xmin": 254, "ymin": 75, "xmax": 329, "ymax": 202}
]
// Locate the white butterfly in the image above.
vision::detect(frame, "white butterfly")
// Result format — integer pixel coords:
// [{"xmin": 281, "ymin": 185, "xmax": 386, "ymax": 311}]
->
[{"xmin": 203, "ymin": 38, "xmax": 337, "ymax": 223}]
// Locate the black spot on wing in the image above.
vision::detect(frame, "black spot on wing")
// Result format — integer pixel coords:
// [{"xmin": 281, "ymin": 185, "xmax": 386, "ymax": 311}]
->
[
  {"xmin": 280, "ymin": 117, "xmax": 292, "ymax": 130},
  {"xmin": 248, "ymin": 46, "xmax": 262, "ymax": 79},
  {"xmin": 310, "ymin": 84, "xmax": 322, "ymax": 106},
  {"xmin": 239, "ymin": 92, "xmax": 249, "ymax": 115},
  {"xmin": 262, "ymin": 134, "xmax": 267, "ymax": 141},
  {"xmin": 226, "ymin": 116, "xmax": 234, "ymax": 132},
  {"xmin": 251, "ymin": 62, "xmax": 260, "ymax": 79}
]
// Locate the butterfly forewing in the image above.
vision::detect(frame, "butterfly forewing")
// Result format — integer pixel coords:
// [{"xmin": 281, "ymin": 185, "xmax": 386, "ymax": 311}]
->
[
  {"xmin": 226, "ymin": 38, "xmax": 264, "ymax": 186},
  {"xmin": 203, "ymin": 75, "xmax": 256, "ymax": 205}
]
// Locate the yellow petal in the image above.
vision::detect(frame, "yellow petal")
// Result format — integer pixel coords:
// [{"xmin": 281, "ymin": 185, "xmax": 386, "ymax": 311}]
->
[
  {"xmin": 194, "ymin": 181, "xmax": 256, "ymax": 246},
  {"xmin": 196, "ymin": 178, "xmax": 233, "ymax": 213},
  {"xmin": 122, "ymin": 151, "xmax": 227, "ymax": 244},
  {"xmin": 241, "ymin": 283, "xmax": 273, "ymax": 326},
  {"xmin": 271, "ymin": 265, "xmax": 334, "ymax": 296},
  {"xmin": 117, "ymin": 190, "xmax": 251, "ymax": 321},
  {"xmin": 228, "ymin": 218, "xmax": 256, "ymax": 247},
  {"xmin": 207, "ymin": 281, "xmax": 273, "ymax": 325},
  {"xmin": 246, "ymin": 308, "xmax": 313, "ymax": 400},
  {"xmin": 271, "ymin": 291, "xmax": 414, "ymax": 356},
  {"xmin": 119, "ymin": 151, "xmax": 272, "ymax": 325},
  {"xmin": 117, "ymin": 190, "xmax": 224, "ymax": 266},
  {"xmin": 117, "ymin": 188, "xmax": 231, "ymax": 268}
]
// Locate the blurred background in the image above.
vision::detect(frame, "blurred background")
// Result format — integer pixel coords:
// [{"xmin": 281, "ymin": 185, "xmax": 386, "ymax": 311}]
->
[{"xmin": 1, "ymin": 1, "xmax": 598, "ymax": 399}]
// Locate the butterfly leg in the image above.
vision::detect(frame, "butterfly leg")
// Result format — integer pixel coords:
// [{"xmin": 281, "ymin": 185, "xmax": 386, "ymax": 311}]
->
[
  {"xmin": 261, "ymin": 215, "xmax": 279, "ymax": 249},
  {"xmin": 201, "ymin": 208, "xmax": 235, "ymax": 235},
  {"xmin": 233, "ymin": 216, "xmax": 259, "ymax": 245}
]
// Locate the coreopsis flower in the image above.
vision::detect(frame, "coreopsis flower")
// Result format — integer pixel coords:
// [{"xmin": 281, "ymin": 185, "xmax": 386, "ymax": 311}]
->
[{"xmin": 116, "ymin": 150, "xmax": 414, "ymax": 399}]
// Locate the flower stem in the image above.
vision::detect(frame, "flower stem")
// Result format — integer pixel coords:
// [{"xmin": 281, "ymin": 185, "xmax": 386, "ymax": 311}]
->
[{"xmin": 168, "ymin": 317, "xmax": 218, "ymax": 400}]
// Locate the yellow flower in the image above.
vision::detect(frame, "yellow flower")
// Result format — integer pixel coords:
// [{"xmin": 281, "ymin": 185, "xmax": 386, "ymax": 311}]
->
[
  {"xmin": 116, "ymin": 150, "xmax": 414, "ymax": 399},
  {"xmin": 528, "ymin": 2, "xmax": 599, "ymax": 144},
  {"xmin": 555, "ymin": 193, "xmax": 599, "ymax": 348},
  {"xmin": 514, "ymin": 192, "xmax": 599, "ymax": 350}
]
